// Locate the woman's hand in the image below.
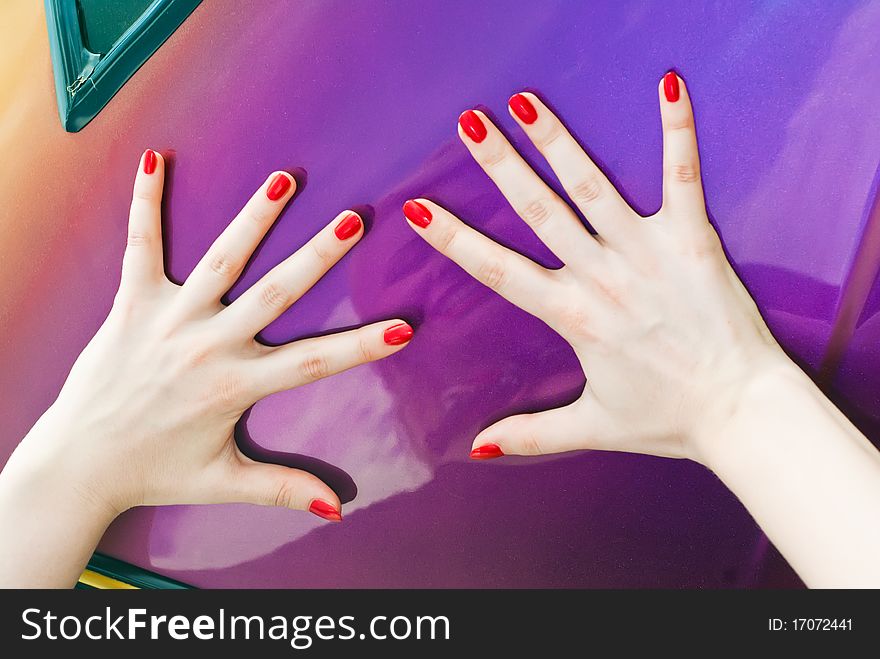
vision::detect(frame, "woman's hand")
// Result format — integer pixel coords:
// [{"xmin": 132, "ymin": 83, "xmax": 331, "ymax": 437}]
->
[
  {"xmin": 405, "ymin": 74, "xmax": 880, "ymax": 587},
  {"xmin": 404, "ymin": 73, "xmax": 788, "ymax": 465},
  {"xmin": 8, "ymin": 152, "xmax": 413, "ymax": 524}
]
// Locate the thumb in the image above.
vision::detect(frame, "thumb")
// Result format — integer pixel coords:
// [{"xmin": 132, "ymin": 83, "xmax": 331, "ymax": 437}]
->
[
  {"xmin": 230, "ymin": 460, "xmax": 343, "ymax": 522},
  {"xmin": 470, "ymin": 400, "xmax": 595, "ymax": 459}
]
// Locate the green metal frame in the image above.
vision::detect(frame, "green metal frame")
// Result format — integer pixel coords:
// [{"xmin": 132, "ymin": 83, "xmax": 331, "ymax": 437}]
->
[
  {"xmin": 77, "ymin": 552, "xmax": 191, "ymax": 589},
  {"xmin": 44, "ymin": 0, "xmax": 202, "ymax": 132}
]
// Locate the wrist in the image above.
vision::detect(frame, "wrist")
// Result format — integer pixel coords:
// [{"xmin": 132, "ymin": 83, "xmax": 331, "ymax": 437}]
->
[
  {"xmin": 3, "ymin": 407, "xmax": 126, "ymax": 524},
  {"xmin": 688, "ymin": 351, "xmax": 809, "ymax": 471},
  {"xmin": 0, "ymin": 413, "xmax": 121, "ymax": 587}
]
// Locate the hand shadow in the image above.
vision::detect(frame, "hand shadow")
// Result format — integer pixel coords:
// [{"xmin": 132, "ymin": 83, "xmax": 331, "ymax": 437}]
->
[{"xmin": 234, "ymin": 407, "xmax": 358, "ymax": 505}]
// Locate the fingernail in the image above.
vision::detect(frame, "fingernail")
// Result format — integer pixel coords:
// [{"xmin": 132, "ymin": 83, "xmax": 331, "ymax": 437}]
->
[
  {"xmin": 383, "ymin": 322, "xmax": 414, "ymax": 346},
  {"xmin": 334, "ymin": 212, "xmax": 362, "ymax": 240},
  {"xmin": 308, "ymin": 499, "xmax": 342, "ymax": 522},
  {"xmin": 403, "ymin": 199, "xmax": 432, "ymax": 228},
  {"xmin": 143, "ymin": 149, "xmax": 157, "ymax": 175},
  {"xmin": 509, "ymin": 93, "xmax": 538, "ymax": 124},
  {"xmin": 266, "ymin": 173, "xmax": 292, "ymax": 201},
  {"xmin": 470, "ymin": 443, "xmax": 504, "ymax": 460},
  {"xmin": 663, "ymin": 71, "xmax": 680, "ymax": 103},
  {"xmin": 458, "ymin": 110, "xmax": 487, "ymax": 143}
]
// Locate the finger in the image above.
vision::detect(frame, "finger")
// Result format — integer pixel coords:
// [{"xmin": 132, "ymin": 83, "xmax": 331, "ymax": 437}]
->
[
  {"xmin": 121, "ymin": 149, "xmax": 165, "ymax": 288},
  {"xmin": 507, "ymin": 92, "xmax": 637, "ymax": 245},
  {"xmin": 250, "ymin": 319, "xmax": 413, "ymax": 397},
  {"xmin": 179, "ymin": 172, "xmax": 296, "ymax": 308},
  {"xmin": 658, "ymin": 72, "xmax": 706, "ymax": 219},
  {"xmin": 470, "ymin": 400, "xmax": 593, "ymax": 458},
  {"xmin": 220, "ymin": 210, "xmax": 364, "ymax": 338},
  {"xmin": 457, "ymin": 109, "xmax": 600, "ymax": 265},
  {"xmin": 403, "ymin": 198, "xmax": 557, "ymax": 317},
  {"xmin": 230, "ymin": 459, "xmax": 343, "ymax": 521}
]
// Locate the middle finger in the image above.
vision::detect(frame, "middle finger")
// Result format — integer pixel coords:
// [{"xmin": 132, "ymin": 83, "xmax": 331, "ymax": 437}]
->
[{"xmin": 457, "ymin": 109, "xmax": 600, "ymax": 266}]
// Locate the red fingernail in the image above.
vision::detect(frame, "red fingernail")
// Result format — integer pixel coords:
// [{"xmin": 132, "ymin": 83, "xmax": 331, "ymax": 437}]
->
[
  {"xmin": 403, "ymin": 199, "xmax": 432, "ymax": 228},
  {"xmin": 470, "ymin": 443, "xmax": 504, "ymax": 460},
  {"xmin": 509, "ymin": 93, "xmax": 538, "ymax": 124},
  {"xmin": 458, "ymin": 110, "xmax": 487, "ymax": 143},
  {"xmin": 266, "ymin": 173, "xmax": 292, "ymax": 201},
  {"xmin": 309, "ymin": 499, "xmax": 342, "ymax": 522},
  {"xmin": 143, "ymin": 149, "xmax": 157, "ymax": 175},
  {"xmin": 663, "ymin": 72, "xmax": 680, "ymax": 103},
  {"xmin": 334, "ymin": 212, "xmax": 362, "ymax": 240},
  {"xmin": 383, "ymin": 322, "xmax": 413, "ymax": 346}
]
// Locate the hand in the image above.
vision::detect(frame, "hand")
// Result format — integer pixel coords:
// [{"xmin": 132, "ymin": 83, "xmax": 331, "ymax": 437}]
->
[
  {"xmin": 404, "ymin": 73, "xmax": 789, "ymax": 465},
  {"xmin": 10, "ymin": 151, "xmax": 413, "ymax": 522}
]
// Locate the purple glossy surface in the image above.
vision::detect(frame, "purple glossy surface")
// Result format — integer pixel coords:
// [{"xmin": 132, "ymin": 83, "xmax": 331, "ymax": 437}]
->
[{"xmin": 4, "ymin": 1, "xmax": 880, "ymax": 587}]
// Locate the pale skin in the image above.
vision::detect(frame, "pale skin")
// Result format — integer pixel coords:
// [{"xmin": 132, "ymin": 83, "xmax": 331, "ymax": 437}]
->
[
  {"xmin": 0, "ymin": 156, "xmax": 414, "ymax": 587},
  {"xmin": 404, "ymin": 75, "xmax": 880, "ymax": 588},
  {"xmin": 1, "ymin": 74, "xmax": 879, "ymax": 588}
]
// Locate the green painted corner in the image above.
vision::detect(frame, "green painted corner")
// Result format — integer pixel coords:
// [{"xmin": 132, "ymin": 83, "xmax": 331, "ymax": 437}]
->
[{"xmin": 44, "ymin": 0, "xmax": 202, "ymax": 133}]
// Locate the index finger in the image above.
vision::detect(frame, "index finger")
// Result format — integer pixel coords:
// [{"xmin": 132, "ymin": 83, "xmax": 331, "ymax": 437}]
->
[{"xmin": 403, "ymin": 198, "xmax": 557, "ymax": 318}]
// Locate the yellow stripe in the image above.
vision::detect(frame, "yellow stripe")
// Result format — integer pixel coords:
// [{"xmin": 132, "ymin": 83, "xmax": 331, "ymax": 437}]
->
[{"xmin": 78, "ymin": 569, "xmax": 139, "ymax": 590}]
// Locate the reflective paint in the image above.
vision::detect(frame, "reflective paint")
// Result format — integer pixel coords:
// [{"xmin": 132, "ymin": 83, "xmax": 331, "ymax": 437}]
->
[{"xmin": 2, "ymin": 1, "xmax": 880, "ymax": 588}]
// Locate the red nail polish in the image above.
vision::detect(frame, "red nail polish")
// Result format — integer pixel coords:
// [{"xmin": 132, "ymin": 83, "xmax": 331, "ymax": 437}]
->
[
  {"xmin": 383, "ymin": 322, "xmax": 413, "ymax": 346},
  {"xmin": 403, "ymin": 200, "xmax": 432, "ymax": 228},
  {"xmin": 309, "ymin": 499, "xmax": 342, "ymax": 522},
  {"xmin": 509, "ymin": 93, "xmax": 538, "ymax": 124},
  {"xmin": 663, "ymin": 72, "xmax": 680, "ymax": 103},
  {"xmin": 334, "ymin": 213, "xmax": 362, "ymax": 240},
  {"xmin": 458, "ymin": 110, "xmax": 487, "ymax": 143},
  {"xmin": 143, "ymin": 149, "xmax": 157, "ymax": 175},
  {"xmin": 470, "ymin": 443, "xmax": 504, "ymax": 460},
  {"xmin": 266, "ymin": 173, "xmax": 292, "ymax": 201}
]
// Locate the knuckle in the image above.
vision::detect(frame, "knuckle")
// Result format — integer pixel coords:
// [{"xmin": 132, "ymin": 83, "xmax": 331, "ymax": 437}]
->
[
  {"xmin": 685, "ymin": 228, "xmax": 722, "ymax": 261},
  {"xmin": 272, "ymin": 480, "xmax": 298, "ymax": 509},
  {"xmin": 259, "ymin": 282, "xmax": 289, "ymax": 312},
  {"xmin": 298, "ymin": 353, "xmax": 330, "ymax": 382},
  {"xmin": 480, "ymin": 146, "xmax": 508, "ymax": 169},
  {"xmin": 184, "ymin": 344, "xmax": 214, "ymax": 368},
  {"xmin": 536, "ymin": 126, "xmax": 564, "ymax": 150},
  {"xmin": 556, "ymin": 306, "xmax": 596, "ymax": 341},
  {"xmin": 131, "ymin": 189, "xmax": 154, "ymax": 202},
  {"xmin": 110, "ymin": 291, "xmax": 137, "ymax": 319},
  {"xmin": 519, "ymin": 198, "xmax": 554, "ymax": 229},
  {"xmin": 212, "ymin": 371, "xmax": 244, "ymax": 407},
  {"xmin": 208, "ymin": 251, "xmax": 238, "ymax": 277},
  {"xmin": 594, "ymin": 276, "xmax": 625, "ymax": 308},
  {"xmin": 310, "ymin": 240, "xmax": 335, "ymax": 267},
  {"xmin": 127, "ymin": 231, "xmax": 152, "ymax": 247},
  {"xmin": 245, "ymin": 205, "xmax": 274, "ymax": 226},
  {"xmin": 475, "ymin": 258, "xmax": 508, "ymax": 292},
  {"xmin": 666, "ymin": 114, "xmax": 694, "ymax": 131},
  {"xmin": 434, "ymin": 224, "xmax": 457, "ymax": 253},
  {"xmin": 358, "ymin": 335, "xmax": 375, "ymax": 363},
  {"xmin": 520, "ymin": 428, "xmax": 544, "ymax": 456},
  {"xmin": 570, "ymin": 176, "xmax": 604, "ymax": 205},
  {"xmin": 667, "ymin": 163, "xmax": 700, "ymax": 183}
]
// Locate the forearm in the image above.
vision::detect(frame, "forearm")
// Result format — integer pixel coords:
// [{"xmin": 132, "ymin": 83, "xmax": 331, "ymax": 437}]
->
[
  {"xmin": 701, "ymin": 363, "xmax": 880, "ymax": 588},
  {"xmin": 0, "ymin": 418, "xmax": 118, "ymax": 588}
]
